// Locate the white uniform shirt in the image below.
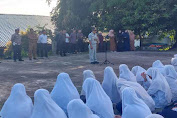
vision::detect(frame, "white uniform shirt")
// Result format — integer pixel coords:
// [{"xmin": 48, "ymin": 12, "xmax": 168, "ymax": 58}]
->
[
  {"xmin": 39, "ymin": 34, "xmax": 47, "ymax": 44},
  {"xmin": 65, "ymin": 33, "xmax": 70, "ymax": 43},
  {"xmin": 88, "ymin": 32, "xmax": 98, "ymax": 46}
]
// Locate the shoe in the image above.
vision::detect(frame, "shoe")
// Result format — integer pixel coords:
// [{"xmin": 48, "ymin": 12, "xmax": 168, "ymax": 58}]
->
[
  {"xmin": 33, "ymin": 58, "xmax": 38, "ymax": 60},
  {"xmin": 19, "ymin": 59, "xmax": 24, "ymax": 61},
  {"xmin": 29, "ymin": 58, "xmax": 32, "ymax": 61},
  {"xmin": 90, "ymin": 62, "xmax": 95, "ymax": 64},
  {"xmin": 94, "ymin": 61, "xmax": 99, "ymax": 64}
]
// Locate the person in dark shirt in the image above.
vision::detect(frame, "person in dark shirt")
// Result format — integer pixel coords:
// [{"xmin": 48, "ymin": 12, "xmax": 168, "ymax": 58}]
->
[
  {"xmin": 98, "ymin": 31, "xmax": 104, "ymax": 52},
  {"xmin": 70, "ymin": 29, "xmax": 77, "ymax": 54},
  {"xmin": 122, "ymin": 30, "xmax": 130, "ymax": 51},
  {"xmin": 77, "ymin": 30, "xmax": 84, "ymax": 52},
  {"xmin": 55, "ymin": 30, "xmax": 63, "ymax": 55},
  {"xmin": 116, "ymin": 30, "xmax": 124, "ymax": 52}
]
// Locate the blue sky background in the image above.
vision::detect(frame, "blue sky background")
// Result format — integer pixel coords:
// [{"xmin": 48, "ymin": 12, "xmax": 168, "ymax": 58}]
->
[{"xmin": 0, "ymin": 0, "xmax": 57, "ymax": 16}]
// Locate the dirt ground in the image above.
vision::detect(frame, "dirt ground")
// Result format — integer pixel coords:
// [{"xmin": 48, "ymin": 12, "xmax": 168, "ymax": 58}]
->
[{"xmin": 0, "ymin": 51, "xmax": 176, "ymax": 108}]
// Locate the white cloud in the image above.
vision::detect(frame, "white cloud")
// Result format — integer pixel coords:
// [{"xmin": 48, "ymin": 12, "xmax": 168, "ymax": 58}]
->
[{"xmin": 0, "ymin": 0, "xmax": 57, "ymax": 16}]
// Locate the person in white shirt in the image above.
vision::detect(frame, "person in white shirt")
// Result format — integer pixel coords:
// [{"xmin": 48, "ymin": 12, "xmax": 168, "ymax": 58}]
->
[
  {"xmin": 65, "ymin": 30, "xmax": 70, "ymax": 53},
  {"xmin": 39, "ymin": 30, "xmax": 48, "ymax": 58}
]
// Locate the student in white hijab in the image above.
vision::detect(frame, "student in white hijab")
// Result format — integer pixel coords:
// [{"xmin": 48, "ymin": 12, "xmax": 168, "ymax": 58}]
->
[
  {"xmin": 31, "ymin": 89, "xmax": 67, "ymax": 118},
  {"xmin": 83, "ymin": 78, "xmax": 114, "ymax": 118},
  {"xmin": 121, "ymin": 87, "xmax": 152, "ymax": 118},
  {"xmin": 145, "ymin": 68, "xmax": 172, "ymax": 108},
  {"xmin": 0, "ymin": 83, "xmax": 33, "ymax": 118},
  {"xmin": 131, "ymin": 66, "xmax": 152, "ymax": 90},
  {"xmin": 117, "ymin": 78, "xmax": 155, "ymax": 111},
  {"xmin": 164, "ymin": 65, "xmax": 177, "ymax": 101},
  {"xmin": 51, "ymin": 73, "xmax": 80, "ymax": 114},
  {"xmin": 102, "ymin": 67, "xmax": 121, "ymax": 103},
  {"xmin": 119, "ymin": 64, "xmax": 137, "ymax": 82},
  {"xmin": 152, "ymin": 60, "xmax": 165, "ymax": 75},
  {"xmin": 145, "ymin": 114, "xmax": 164, "ymax": 118},
  {"xmin": 67, "ymin": 99, "xmax": 100, "ymax": 118},
  {"xmin": 171, "ymin": 57, "xmax": 177, "ymax": 72},
  {"xmin": 80, "ymin": 70, "xmax": 96, "ymax": 96}
]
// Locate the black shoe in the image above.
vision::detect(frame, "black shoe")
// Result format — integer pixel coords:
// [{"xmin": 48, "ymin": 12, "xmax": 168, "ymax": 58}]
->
[
  {"xmin": 90, "ymin": 62, "xmax": 95, "ymax": 64},
  {"xmin": 14, "ymin": 60, "xmax": 17, "ymax": 62},
  {"xmin": 29, "ymin": 58, "xmax": 32, "ymax": 61},
  {"xmin": 94, "ymin": 61, "xmax": 99, "ymax": 64},
  {"xmin": 33, "ymin": 58, "xmax": 38, "ymax": 60},
  {"xmin": 19, "ymin": 59, "xmax": 24, "ymax": 61}
]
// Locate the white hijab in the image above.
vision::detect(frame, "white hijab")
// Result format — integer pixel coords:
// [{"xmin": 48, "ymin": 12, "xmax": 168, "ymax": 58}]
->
[
  {"xmin": 122, "ymin": 87, "xmax": 152, "ymax": 118},
  {"xmin": 117, "ymin": 78, "xmax": 155, "ymax": 111},
  {"xmin": 83, "ymin": 78, "xmax": 114, "ymax": 118},
  {"xmin": 131, "ymin": 66, "xmax": 146, "ymax": 81},
  {"xmin": 152, "ymin": 60, "xmax": 165, "ymax": 75},
  {"xmin": 119, "ymin": 64, "xmax": 137, "ymax": 82},
  {"xmin": 51, "ymin": 73, "xmax": 80, "ymax": 114},
  {"xmin": 31, "ymin": 89, "xmax": 67, "ymax": 118},
  {"xmin": 102, "ymin": 67, "xmax": 121, "ymax": 103},
  {"xmin": 145, "ymin": 114, "xmax": 164, "ymax": 118},
  {"xmin": 147, "ymin": 68, "xmax": 172, "ymax": 103},
  {"xmin": 171, "ymin": 58, "xmax": 177, "ymax": 72},
  {"xmin": 0, "ymin": 83, "xmax": 33, "ymax": 118},
  {"xmin": 67, "ymin": 99, "xmax": 100, "ymax": 118},
  {"xmin": 81, "ymin": 70, "xmax": 96, "ymax": 96},
  {"xmin": 164, "ymin": 65, "xmax": 177, "ymax": 101}
]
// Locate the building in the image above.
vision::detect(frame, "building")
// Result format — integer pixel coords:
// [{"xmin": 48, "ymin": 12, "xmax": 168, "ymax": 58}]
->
[{"xmin": 0, "ymin": 14, "xmax": 54, "ymax": 48}]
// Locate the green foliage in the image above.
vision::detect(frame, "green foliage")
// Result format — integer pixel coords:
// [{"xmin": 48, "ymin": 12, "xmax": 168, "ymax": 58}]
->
[{"xmin": 50, "ymin": 0, "xmax": 177, "ymax": 37}]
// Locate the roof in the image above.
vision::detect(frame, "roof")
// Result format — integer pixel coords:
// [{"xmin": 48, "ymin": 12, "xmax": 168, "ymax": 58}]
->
[{"xmin": 0, "ymin": 14, "xmax": 54, "ymax": 47}]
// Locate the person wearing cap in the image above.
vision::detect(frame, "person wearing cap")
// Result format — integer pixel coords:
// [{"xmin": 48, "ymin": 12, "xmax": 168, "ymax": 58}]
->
[
  {"xmin": 88, "ymin": 27, "xmax": 99, "ymax": 64},
  {"xmin": 11, "ymin": 28, "xmax": 24, "ymax": 62},
  {"xmin": 27, "ymin": 28, "xmax": 38, "ymax": 60}
]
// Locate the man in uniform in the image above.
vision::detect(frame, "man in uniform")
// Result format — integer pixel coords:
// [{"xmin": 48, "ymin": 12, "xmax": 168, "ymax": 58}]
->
[
  {"xmin": 39, "ymin": 30, "xmax": 48, "ymax": 58},
  {"xmin": 28, "ymin": 28, "xmax": 38, "ymax": 60},
  {"xmin": 88, "ymin": 27, "xmax": 99, "ymax": 64},
  {"xmin": 11, "ymin": 28, "xmax": 24, "ymax": 62}
]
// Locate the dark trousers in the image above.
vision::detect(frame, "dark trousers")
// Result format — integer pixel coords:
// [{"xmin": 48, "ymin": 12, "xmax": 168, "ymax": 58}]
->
[
  {"xmin": 13, "ymin": 45, "xmax": 22, "ymax": 61},
  {"xmin": 59, "ymin": 42, "xmax": 66, "ymax": 56},
  {"xmin": 37, "ymin": 43, "xmax": 41, "ymax": 56},
  {"xmin": 77, "ymin": 39, "xmax": 84, "ymax": 52},
  {"xmin": 41, "ymin": 43, "xmax": 48, "ymax": 57},
  {"xmin": 71, "ymin": 43, "xmax": 77, "ymax": 53}
]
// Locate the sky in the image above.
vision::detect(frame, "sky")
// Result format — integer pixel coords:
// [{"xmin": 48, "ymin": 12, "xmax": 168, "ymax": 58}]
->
[{"xmin": 0, "ymin": 0, "xmax": 57, "ymax": 16}]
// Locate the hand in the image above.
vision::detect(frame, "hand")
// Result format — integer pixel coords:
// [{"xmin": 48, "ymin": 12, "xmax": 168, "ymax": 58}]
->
[
  {"xmin": 115, "ymin": 115, "xmax": 122, "ymax": 118},
  {"xmin": 141, "ymin": 72, "xmax": 146, "ymax": 79},
  {"xmin": 90, "ymin": 45, "xmax": 93, "ymax": 49}
]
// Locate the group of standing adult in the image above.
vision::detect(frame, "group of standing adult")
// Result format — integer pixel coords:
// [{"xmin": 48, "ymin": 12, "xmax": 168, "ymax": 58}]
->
[
  {"xmin": 55, "ymin": 29, "xmax": 84, "ymax": 57},
  {"xmin": 108, "ymin": 29, "xmax": 136, "ymax": 52},
  {"xmin": 11, "ymin": 28, "xmax": 49, "ymax": 62}
]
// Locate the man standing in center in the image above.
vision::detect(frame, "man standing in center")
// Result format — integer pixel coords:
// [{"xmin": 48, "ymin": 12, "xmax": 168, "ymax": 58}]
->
[
  {"xmin": 70, "ymin": 29, "xmax": 77, "ymax": 54},
  {"xmin": 28, "ymin": 28, "xmax": 38, "ymax": 60},
  {"xmin": 88, "ymin": 27, "xmax": 99, "ymax": 64}
]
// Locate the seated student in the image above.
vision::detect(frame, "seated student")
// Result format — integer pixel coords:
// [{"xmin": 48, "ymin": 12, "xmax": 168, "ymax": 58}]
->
[
  {"xmin": 164, "ymin": 65, "xmax": 177, "ymax": 101},
  {"xmin": 102, "ymin": 67, "xmax": 121, "ymax": 104},
  {"xmin": 152, "ymin": 60, "xmax": 165, "ymax": 75},
  {"xmin": 67, "ymin": 99, "xmax": 100, "ymax": 118},
  {"xmin": 116, "ymin": 87, "xmax": 152, "ymax": 118},
  {"xmin": 117, "ymin": 77, "xmax": 155, "ymax": 111},
  {"xmin": 31, "ymin": 89, "xmax": 67, "ymax": 118},
  {"xmin": 0, "ymin": 83, "xmax": 33, "ymax": 118},
  {"xmin": 131, "ymin": 66, "xmax": 152, "ymax": 90},
  {"xmin": 142, "ymin": 68, "xmax": 172, "ymax": 108},
  {"xmin": 83, "ymin": 78, "xmax": 114, "ymax": 118},
  {"xmin": 171, "ymin": 56, "xmax": 177, "ymax": 72},
  {"xmin": 80, "ymin": 70, "xmax": 96, "ymax": 103},
  {"xmin": 146, "ymin": 114, "xmax": 164, "ymax": 118},
  {"xmin": 119, "ymin": 64, "xmax": 137, "ymax": 82},
  {"xmin": 51, "ymin": 73, "xmax": 80, "ymax": 114},
  {"xmin": 159, "ymin": 102, "xmax": 177, "ymax": 118}
]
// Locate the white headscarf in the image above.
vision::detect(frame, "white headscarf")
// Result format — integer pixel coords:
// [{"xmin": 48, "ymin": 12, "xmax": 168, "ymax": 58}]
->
[
  {"xmin": 174, "ymin": 54, "xmax": 177, "ymax": 58},
  {"xmin": 0, "ymin": 83, "xmax": 33, "ymax": 118},
  {"xmin": 131, "ymin": 66, "xmax": 146, "ymax": 81},
  {"xmin": 147, "ymin": 68, "xmax": 172, "ymax": 104},
  {"xmin": 119, "ymin": 64, "xmax": 137, "ymax": 82},
  {"xmin": 67, "ymin": 99, "xmax": 100, "ymax": 118},
  {"xmin": 31, "ymin": 89, "xmax": 67, "ymax": 118},
  {"xmin": 152, "ymin": 60, "xmax": 165, "ymax": 75},
  {"xmin": 145, "ymin": 114, "xmax": 164, "ymax": 118},
  {"xmin": 164, "ymin": 65, "xmax": 177, "ymax": 101},
  {"xmin": 171, "ymin": 58, "xmax": 177, "ymax": 71},
  {"xmin": 81, "ymin": 70, "xmax": 96, "ymax": 96},
  {"xmin": 83, "ymin": 78, "xmax": 114, "ymax": 118},
  {"xmin": 51, "ymin": 73, "xmax": 80, "ymax": 114},
  {"xmin": 122, "ymin": 87, "xmax": 152, "ymax": 118},
  {"xmin": 117, "ymin": 79, "xmax": 155, "ymax": 111},
  {"xmin": 131, "ymin": 66, "xmax": 152, "ymax": 90},
  {"xmin": 102, "ymin": 67, "xmax": 121, "ymax": 103}
]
